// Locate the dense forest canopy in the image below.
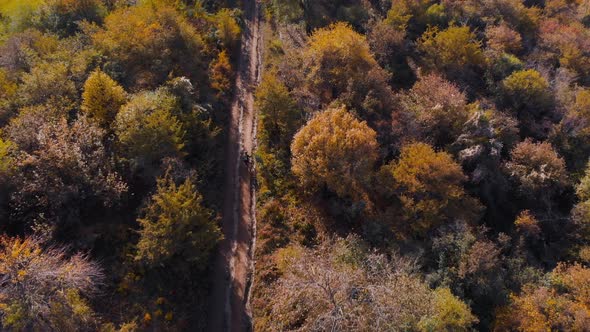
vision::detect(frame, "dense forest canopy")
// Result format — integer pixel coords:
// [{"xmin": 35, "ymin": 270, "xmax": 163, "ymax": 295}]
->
[
  {"xmin": 1, "ymin": 0, "xmax": 590, "ymax": 331},
  {"xmin": 254, "ymin": 0, "xmax": 590, "ymax": 330},
  {"xmin": 0, "ymin": 0, "xmax": 239, "ymax": 330}
]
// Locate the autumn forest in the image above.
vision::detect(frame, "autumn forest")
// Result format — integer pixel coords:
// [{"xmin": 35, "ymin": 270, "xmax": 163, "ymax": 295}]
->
[{"xmin": 1, "ymin": 0, "xmax": 590, "ymax": 331}]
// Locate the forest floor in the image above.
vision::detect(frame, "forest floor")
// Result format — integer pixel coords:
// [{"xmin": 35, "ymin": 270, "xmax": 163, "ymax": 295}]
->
[{"xmin": 208, "ymin": 0, "xmax": 262, "ymax": 331}]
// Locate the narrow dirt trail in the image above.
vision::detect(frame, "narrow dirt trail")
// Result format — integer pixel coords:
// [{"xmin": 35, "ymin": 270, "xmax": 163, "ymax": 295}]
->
[{"xmin": 209, "ymin": 0, "xmax": 262, "ymax": 331}]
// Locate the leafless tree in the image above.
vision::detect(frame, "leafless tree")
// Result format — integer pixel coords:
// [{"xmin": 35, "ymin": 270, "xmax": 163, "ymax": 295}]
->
[{"xmin": 0, "ymin": 235, "xmax": 104, "ymax": 330}]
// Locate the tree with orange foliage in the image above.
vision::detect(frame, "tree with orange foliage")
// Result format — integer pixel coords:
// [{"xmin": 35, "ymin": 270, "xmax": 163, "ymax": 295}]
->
[
  {"xmin": 514, "ymin": 210, "xmax": 541, "ymax": 239},
  {"xmin": 495, "ymin": 263, "xmax": 590, "ymax": 331},
  {"xmin": 381, "ymin": 142, "xmax": 481, "ymax": 235},
  {"xmin": 291, "ymin": 106, "xmax": 378, "ymax": 199},
  {"xmin": 209, "ymin": 50, "xmax": 233, "ymax": 98},
  {"xmin": 304, "ymin": 22, "xmax": 380, "ymax": 103}
]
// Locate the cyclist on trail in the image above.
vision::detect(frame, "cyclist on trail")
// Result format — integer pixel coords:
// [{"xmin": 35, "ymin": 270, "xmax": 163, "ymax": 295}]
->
[{"xmin": 242, "ymin": 151, "xmax": 251, "ymax": 166}]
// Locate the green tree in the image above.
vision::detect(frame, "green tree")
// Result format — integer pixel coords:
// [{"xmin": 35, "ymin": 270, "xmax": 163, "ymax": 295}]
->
[
  {"xmin": 0, "ymin": 68, "xmax": 18, "ymax": 123},
  {"xmin": 291, "ymin": 106, "xmax": 378, "ymax": 199},
  {"xmin": 256, "ymin": 72, "xmax": 302, "ymax": 153},
  {"xmin": 115, "ymin": 89, "xmax": 186, "ymax": 170},
  {"xmin": 36, "ymin": 0, "xmax": 106, "ymax": 36},
  {"xmin": 429, "ymin": 221, "xmax": 508, "ymax": 328},
  {"xmin": 255, "ymin": 73, "xmax": 302, "ymax": 195},
  {"xmin": 18, "ymin": 60, "xmax": 77, "ymax": 107},
  {"xmin": 81, "ymin": 69, "xmax": 127, "ymax": 127},
  {"xmin": 135, "ymin": 172, "xmax": 222, "ymax": 268},
  {"xmin": 0, "ymin": 137, "xmax": 15, "ymax": 181},
  {"xmin": 0, "ymin": 137, "xmax": 15, "ymax": 221},
  {"xmin": 550, "ymin": 89, "xmax": 590, "ymax": 173},
  {"xmin": 385, "ymin": 0, "xmax": 446, "ymax": 36},
  {"xmin": 268, "ymin": 0, "xmax": 304, "ymax": 23},
  {"xmin": 570, "ymin": 162, "xmax": 590, "ymax": 258}
]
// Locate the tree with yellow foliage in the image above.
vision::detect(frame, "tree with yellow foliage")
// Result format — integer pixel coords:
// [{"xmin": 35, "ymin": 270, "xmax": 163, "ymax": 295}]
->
[
  {"xmin": 501, "ymin": 69, "xmax": 552, "ymax": 113},
  {"xmin": 291, "ymin": 106, "xmax": 378, "ymax": 199},
  {"xmin": 209, "ymin": 50, "xmax": 233, "ymax": 98},
  {"xmin": 135, "ymin": 172, "xmax": 222, "ymax": 268},
  {"xmin": 418, "ymin": 288, "xmax": 479, "ymax": 332},
  {"xmin": 304, "ymin": 22, "xmax": 380, "ymax": 103},
  {"xmin": 418, "ymin": 25, "xmax": 485, "ymax": 71},
  {"xmin": 81, "ymin": 69, "xmax": 126, "ymax": 127},
  {"xmin": 92, "ymin": 2, "xmax": 203, "ymax": 88},
  {"xmin": 382, "ymin": 142, "xmax": 481, "ymax": 235},
  {"xmin": 213, "ymin": 8, "xmax": 241, "ymax": 51}
]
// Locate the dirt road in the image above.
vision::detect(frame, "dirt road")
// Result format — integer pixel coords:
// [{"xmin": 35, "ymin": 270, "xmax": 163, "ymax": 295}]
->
[{"xmin": 208, "ymin": 0, "xmax": 262, "ymax": 331}]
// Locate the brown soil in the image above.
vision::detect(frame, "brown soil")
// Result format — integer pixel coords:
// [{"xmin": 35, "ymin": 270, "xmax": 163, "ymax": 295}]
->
[{"xmin": 208, "ymin": 1, "xmax": 262, "ymax": 331}]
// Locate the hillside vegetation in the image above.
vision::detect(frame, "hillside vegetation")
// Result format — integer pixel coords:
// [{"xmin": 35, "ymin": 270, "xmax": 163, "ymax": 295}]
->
[{"xmin": 2, "ymin": 0, "xmax": 590, "ymax": 331}]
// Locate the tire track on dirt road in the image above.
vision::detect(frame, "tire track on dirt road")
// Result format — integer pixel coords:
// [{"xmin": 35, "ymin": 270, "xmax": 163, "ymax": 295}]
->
[{"xmin": 209, "ymin": 1, "xmax": 262, "ymax": 331}]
